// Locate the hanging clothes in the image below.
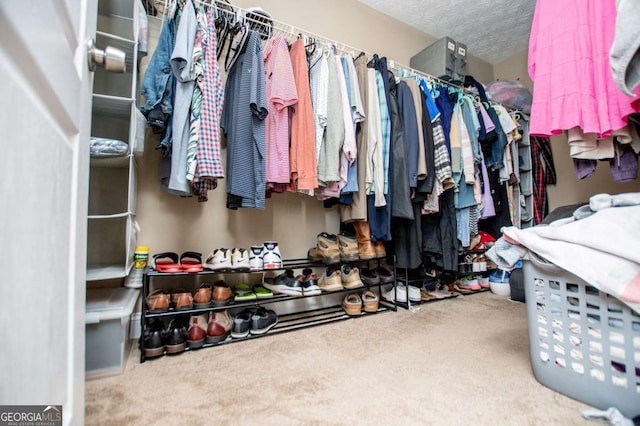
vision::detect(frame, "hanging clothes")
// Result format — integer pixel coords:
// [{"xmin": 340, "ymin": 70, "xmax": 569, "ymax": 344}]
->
[
  {"xmin": 309, "ymin": 48, "xmax": 329, "ymax": 167},
  {"xmin": 528, "ymin": 0, "xmax": 640, "ymax": 138},
  {"xmin": 191, "ymin": 8, "xmax": 225, "ymax": 202},
  {"xmin": 264, "ymin": 36, "xmax": 298, "ymax": 186},
  {"xmin": 221, "ymin": 30, "xmax": 268, "ymax": 209},
  {"xmin": 288, "ymin": 38, "xmax": 317, "ymax": 191},
  {"xmin": 530, "ymin": 136, "xmax": 556, "ymax": 224}
]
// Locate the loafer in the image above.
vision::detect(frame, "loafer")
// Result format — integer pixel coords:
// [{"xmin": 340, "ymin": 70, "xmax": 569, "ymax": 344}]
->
[
  {"xmin": 165, "ymin": 318, "xmax": 188, "ymax": 354},
  {"xmin": 171, "ymin": 288, "xmax": 193, "ymax": 310},
  {"xmin": 193, "ymin": 283, "xmax": 212, "ymax": 308},
  {"xmin": 250, "ymin": 307, "xmax": 278, "ymax": 335},
  {"xmin": 231, "ymin": 309, "xmax": 253, "ymax": 339},
  {"xmin": 143, "ymin": 319, "xmax": 165, "ymax": 358},
  {"xmin": 212, "ymin": 280, "xmax": 234, "ymax": 306},
  {"xmin": 146, "ymin": 289, "xmax": 170, "ymax": 313}
]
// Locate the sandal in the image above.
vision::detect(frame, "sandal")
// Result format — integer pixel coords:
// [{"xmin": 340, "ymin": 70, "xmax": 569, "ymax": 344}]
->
[
  {"xmin": 146, "ymin": 289, "xmax": 170, "ymax": 313},
  {"xmin": 180, "ymin": 251, "xmax": 203, "ymax": 273},
  {"xmin": 252, "ymin": 284, "xmax": 273, "ymax": 299},
  {"xmin": 234, "ymin": 283, "xmax": 257, "ymax": 301},
  {"xmin": 153, "ymin": 252, "xmax": 181, "ymax": 273}
]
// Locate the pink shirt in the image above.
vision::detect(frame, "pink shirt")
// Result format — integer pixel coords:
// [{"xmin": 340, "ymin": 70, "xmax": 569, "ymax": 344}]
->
[
  {"xmin": 528, "ymin": 0, "xmax": 640, "ymax": 137},
  {"xmin": 264, "ymin": 37, "xmax": 298, "ymax": 184}
]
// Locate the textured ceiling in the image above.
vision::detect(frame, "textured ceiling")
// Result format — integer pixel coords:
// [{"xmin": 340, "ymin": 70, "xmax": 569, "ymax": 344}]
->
[{"xmin": 357, "ymin": 0, "xmax": 535, "ymax": 64}]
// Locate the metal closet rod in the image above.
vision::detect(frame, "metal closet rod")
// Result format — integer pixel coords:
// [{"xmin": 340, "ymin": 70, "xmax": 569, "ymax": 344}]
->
[{"xmin": 157, "ymin": 0, "xmax": 467, "ymax": 90}]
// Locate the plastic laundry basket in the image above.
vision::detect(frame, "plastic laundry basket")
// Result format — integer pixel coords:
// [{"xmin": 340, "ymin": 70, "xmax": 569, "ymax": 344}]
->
[{"xmin": 523, "ymin": 251, "xmax": 640, "ymax": 418}]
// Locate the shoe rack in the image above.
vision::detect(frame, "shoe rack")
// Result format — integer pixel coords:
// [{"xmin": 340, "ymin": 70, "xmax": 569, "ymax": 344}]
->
[
  {"xmin": 87, "ymin": 0, "xmax": 145, "ymax": 282},
  {"xmin": 139, "ymin": 257, "xmax": 396, "ymax": 362}
]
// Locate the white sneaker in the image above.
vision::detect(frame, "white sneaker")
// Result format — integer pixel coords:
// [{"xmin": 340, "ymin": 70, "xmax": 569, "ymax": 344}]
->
[
  {"xmin": 249, "ymin": 245, "xmax": 264, "ymax": 271},
  {"xmin": 204, "ymin": 248, "xmax": 231, "ymax": 271},
  {"xmin": 262, "ymin": 241, "xmax": 282, "ymax": 269},
  {"xmin": 382, "ymin": 283, "xmax": 407, "ymax": 303},
  {"xmin": 231, "ymin": 248, "xmax": 250, "ymax": 271}
]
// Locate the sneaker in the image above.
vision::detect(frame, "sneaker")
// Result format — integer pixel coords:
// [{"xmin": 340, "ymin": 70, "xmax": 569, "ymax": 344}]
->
[
  {"xmin": 360, "ymin": 268, "xmax": 380, "ymax": 285},
  {"xmin": 375, "ymin": 265, "xmax": 395, "ymax": 284},
  {"xmin": 300, "ymin": 268, "xmax": 321, "ymax": 295},
  {"xmin": 340, "ymin": 264, "xmax": 364, "ymax": 289},
  {"xmin": 204, "ymin": 248, "xmax": 231, "ymax": 271},
  {"xmin": 231, "ymin": 248, "xmax": 250, "ymax": 272},
  {"xmin": 362, "ymin": 290, "xmax": 379, "ymax": 312},
  {"xmin": 250, "ymin": 307, "xmax": 278, "ymax": 335},
  {"xmin": 342, "ymin": 293, "xmax": 363, "ymax": 315},
  {"xmin": 249, "ymin": 245, "xmax": 264, "ymax": 271},
  {"xmin": 206, "ymin": 310, "xmax": 232, "ymax": 344},
  {"xmin": 316, "ymin": 232, "xmax": 340, "ymax": 264},
  {"xmin": 187, "ymin": 313, "xmax": 208, "ymax": 349},
  {"xmin": 382, "ymin": 284, "xmax": 406, "ymax": 303},
  {"xmin": 263, "ymin": 269, "xmax": 304, "ymax": 296},
  {"xmin": 407, "ymin": 284, "xmax": 421, "ymax": 301},
  {"xmin": 477, "ymin": 275, "xmax": 490, "ymax": 288},
  {"xmin": 231, "ymin": 309, "xmax": 253, "ymax": 339},
  {"xmin": 262, "ymin": 241, "xmax": 282, "ymax": 269},
  {"xmin": 337, "ymin": 233, "xmax": 359, "ymax": 262},
  {"xmin": 461, "ymin": 275, "xmax": 481, "ymax": 291},
  {"xmin": 318, "ymin": 268, "xmax": 343, "ymax": 291}
]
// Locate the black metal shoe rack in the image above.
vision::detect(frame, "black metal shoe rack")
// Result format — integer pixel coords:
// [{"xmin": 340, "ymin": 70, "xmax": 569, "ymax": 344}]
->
[{"xmin": 139, "ymin": 256, "xmax": 397, "ymax": 362}]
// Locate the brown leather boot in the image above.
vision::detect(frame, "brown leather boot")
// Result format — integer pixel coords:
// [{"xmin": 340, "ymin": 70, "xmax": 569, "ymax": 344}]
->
[
  {"xmin": 372, "ymin": 241, "xmax": 386, "ymax": 258},
  {"xmin": 352, "ymin": 220, "xmax": 376, "ymax": 260}
]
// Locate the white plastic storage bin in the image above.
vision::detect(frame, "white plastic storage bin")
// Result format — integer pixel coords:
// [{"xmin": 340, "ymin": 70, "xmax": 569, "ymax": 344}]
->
[
  {"xmin": 523, "ymin": 252, "xmax": 640, "ymax": 418},
  {"xmin": 85, "ymin": 287, "xmax": 139, "ymax": 380}
]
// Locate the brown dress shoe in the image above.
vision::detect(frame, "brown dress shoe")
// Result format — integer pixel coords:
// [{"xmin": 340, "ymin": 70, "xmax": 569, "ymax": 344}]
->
[
  {"xmin": 171, "ymin": 288, "xmax": 193, "ymax": 310},
  {"xmin": 187, "ymin": 313, "xmax": 208, "ymax": 349},
  {"xmin": 212, "ymin": 280, "xmax": 233, "ymax": 306},
  {"xmin": 193, "ymin": 283, "xmax": 212, "ymax": 308},
  {"xmin": 146, "ymin": 289, "xmax": 170, "ymax": 313}
]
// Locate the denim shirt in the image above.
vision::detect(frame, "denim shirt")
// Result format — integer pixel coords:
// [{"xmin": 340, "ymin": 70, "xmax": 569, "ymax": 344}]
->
[{"xmin": 140, "ymin": 16, "xmax": 177, "ymax": 149}]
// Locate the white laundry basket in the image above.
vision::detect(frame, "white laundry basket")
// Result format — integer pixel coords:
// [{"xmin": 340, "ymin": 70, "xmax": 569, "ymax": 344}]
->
[{"xmin": 523, "ymin": 251, "xmax": 640, "ymax": 418}]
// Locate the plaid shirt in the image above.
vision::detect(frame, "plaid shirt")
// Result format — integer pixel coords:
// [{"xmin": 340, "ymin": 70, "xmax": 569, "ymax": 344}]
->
[
  {"xmin": 432, "ymin": 118, "xmax": 453, "ymax": 186},
  {"xmin": 531, "ymin": 136, "xmax": 556, "ymax": 224},
  {"xmin": 192, "ymin": 8, "xmax": 225, "ymax": 202}
]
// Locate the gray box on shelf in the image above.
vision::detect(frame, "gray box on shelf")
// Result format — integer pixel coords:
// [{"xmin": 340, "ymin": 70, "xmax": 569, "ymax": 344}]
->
[
  {"xmin": 85, "ymin": 287, "xmax": 139, "ymax": 379},
  {"xmin": 454, "ymin": 41, "xmax": 467, "ymax": 78},
  {"xmin": 410, "ymin": 36, "xmax": 464, "ymax": 83},
  {"xmin": 523, "ymin": 252, "xmax": 640, "ymax": 418}
]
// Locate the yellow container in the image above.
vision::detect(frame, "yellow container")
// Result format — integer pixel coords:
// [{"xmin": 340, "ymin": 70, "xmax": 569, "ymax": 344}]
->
[{"xmin": 133, "ymin": 245, "xmax": 149, "ymax": 269}]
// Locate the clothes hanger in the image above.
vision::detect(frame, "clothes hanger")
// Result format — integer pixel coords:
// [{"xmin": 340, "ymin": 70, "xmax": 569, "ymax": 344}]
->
[{"xmin": 367, "ymin": 53, "xmax": 379, "ymax": 69}]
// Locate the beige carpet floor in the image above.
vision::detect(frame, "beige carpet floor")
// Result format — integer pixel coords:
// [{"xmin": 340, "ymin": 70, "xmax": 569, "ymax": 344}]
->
[{"xmin": 85, "ymin": 292, "xmax": 592, "ymax": 425}]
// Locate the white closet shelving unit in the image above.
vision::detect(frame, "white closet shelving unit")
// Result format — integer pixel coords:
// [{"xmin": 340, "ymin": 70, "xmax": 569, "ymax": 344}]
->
[{"xmin": 87, "ymin": 0, "xmax": 145, "ymax": 281}]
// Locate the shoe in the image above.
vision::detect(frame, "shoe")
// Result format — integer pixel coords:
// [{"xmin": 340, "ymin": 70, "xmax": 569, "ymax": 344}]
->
[
  {"xmin": 212, "ymin": 280, "xmax": 234, "ymax": 306},
  {"xmin": 250, "ymin": 307, "xmax": 278, "ymax": 335},
  {"xmin": 263, "ymin": 269, "xmax": 304, "ymax": 296},
  {"xmin": 171, "ymin": 288, "xmax": 193, "ymax": 310},
  {"xmin": 461, "ymin": 275, "xmax": 481, "ymax": 291},
  {"xmin": 231, "ymin": 309, "xmax": 253, "ymax": 339},
  {"xmin": 300, "ymin": 268, "xmax": 321, "ymax": 295},
  {"xmin": 472, "ymin": 255, "xmax": 487, "ymax": 272},
  {"xmin": 206, "ymin": 310, "xmax": 232, "ymax": 344},
  {"xmin": 231, "ymin": 248, "xmax": 250, "ymax": 272},
  {"xmin": 262, "ymin": 241, "xmax": 282, "ymax": 269},
  {"xmin": 204, "ymin": 248, "xmax": 232, "ymax": 271},
  {"xmin": 375, "ymin": 265, "xmax": 395, "ymax": 284},
  {"xmin": 143, "ymin": 319, "xmax": 165, "ymax": 358},
  {"xmin": 165, "ymin": 318, "xmax": 188, "ymax": 354},
  {"xmin": 187, "ymin": 313, "xmax": 208, "ymax": 349},
  {"xmin": 420, "ymin": 287, "xmax": 438, "ymax": 301},
  {"xmin": 337, "ymin": 233, "xmax": 359, "ymax": 262},
  {"xmin": 362, "ymin": 290, "xmax": 379, "ymax": 312},
  {"xmin": 252, "ymin": 284, "xmax": 273, "ymax": 298},
  {"xmin": 307, "ymin": 246, "xmax": 323, "ymax": 263},
  {"xmin": 179, "ymin": 251, "xmax": 203, "ymax": 272},
  {"xmin": 193, "ymin": 283, "xmax": 212, "ymax": 308},
  {"xmin": 342, "ymin": 293, "xmax": 363, "ymax": 315},
  {"xmin": 316, "ymin": 233, "xmax": 340, "ymax": 264},
  {"xmin": 234, "ymin": 283, "xmax": 257, "ymax": 301},
  {"xmin": 146, "ymin": 289, "xmax": 170, "ymax": 313},
  {"xmin": 407, "ymin": 284, "xmax": 421, "ymax": 301},
  {"xmin": 318, "ymin": 268, "xmax": 343, "ymax": 291},
  {"xmin": 249, "ymin": 245, "xmax": 264, "ymax": 271},
  {"xmin": 352, "ymin": 220, "xmax": 376, "ymax": 260},
  {"xmin": 448, "ymin": 280, "xmax": 472, "ymax": 294},
  {"xmin": 360, "ymin": 268, "xmax": 380, "ymax": 286},
  {"xmin": 477, "ymin": 276, "xmax": 490, "ymax": 288},
  {"xmin": 340, "ymin": 264, "xmax": 364, "ymax": 289},
  {"xmin": 372, "ymin": 241, "xmax": 386, "ymax": 259},
  {"xmin": 382, "ymin": 284, "xmax": 406, "ymax": 303}
]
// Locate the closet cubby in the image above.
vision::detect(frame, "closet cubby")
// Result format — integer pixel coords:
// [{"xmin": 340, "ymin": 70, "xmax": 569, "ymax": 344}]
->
[
  {"xmin": 87, "ymin": 0, "xmax": 142, "ymax": 282},
  {"xmin": 517, "ymin": 116, "xmax": 534, "ymax": 228},
  {"xmin": 139, "ymin": 258, "xmax": 397, "ymax": 362}
]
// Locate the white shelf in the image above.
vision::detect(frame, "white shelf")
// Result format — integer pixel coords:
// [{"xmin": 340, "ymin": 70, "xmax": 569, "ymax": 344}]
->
[{"xmin": 87, "ymin": 264, "xmax": 132, "ymax": 281}]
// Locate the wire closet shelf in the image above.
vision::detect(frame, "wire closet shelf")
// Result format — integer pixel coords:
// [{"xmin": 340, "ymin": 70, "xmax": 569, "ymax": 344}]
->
[{"xmin": 154, "ymin": 0, "xmax": 474, "ymax": 91}]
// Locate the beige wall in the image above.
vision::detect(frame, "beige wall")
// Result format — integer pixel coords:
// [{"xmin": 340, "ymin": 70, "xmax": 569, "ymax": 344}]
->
[{"xmin": 493, "ymin": 50, "xmax": 640, "ymax": 209}]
